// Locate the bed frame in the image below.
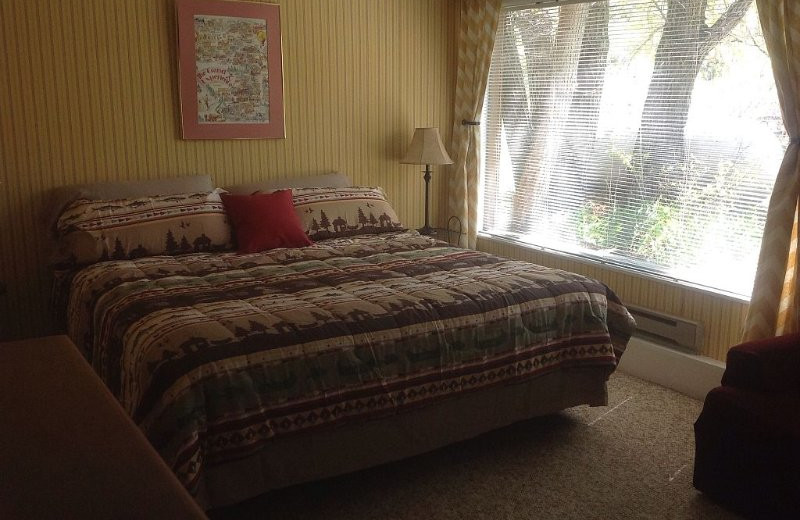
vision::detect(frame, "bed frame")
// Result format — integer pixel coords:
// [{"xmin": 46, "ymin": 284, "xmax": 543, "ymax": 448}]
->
[{"xmin": 198, "ymin": 367, "xmax": 609, "ymax": 508}]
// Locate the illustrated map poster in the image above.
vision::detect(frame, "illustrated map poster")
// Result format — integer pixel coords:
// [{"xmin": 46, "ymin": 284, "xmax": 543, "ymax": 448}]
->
[
  {"xmin": 177, "ymin": 0, "xmax": 284, "ymax": 139},
  {"xmin": 194, "ymin": 15, "xmax": 269, "ymax": 124}
]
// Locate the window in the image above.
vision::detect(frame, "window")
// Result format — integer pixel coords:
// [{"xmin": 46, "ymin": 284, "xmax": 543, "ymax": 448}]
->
[{"xmin": 480, "ymin": 0, "xmax": 787, "ymax": 297}]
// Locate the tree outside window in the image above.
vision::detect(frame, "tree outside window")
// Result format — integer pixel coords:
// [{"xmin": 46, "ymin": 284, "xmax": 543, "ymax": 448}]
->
[{"xmin": 481, "ymin": 0, "xmax": 786, "ymax": 296}]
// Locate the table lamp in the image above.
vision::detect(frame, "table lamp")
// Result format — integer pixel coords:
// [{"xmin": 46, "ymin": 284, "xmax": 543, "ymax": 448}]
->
[{"xmin": 400, "ymin": 127, "xmax": 453, "ymax": 235}]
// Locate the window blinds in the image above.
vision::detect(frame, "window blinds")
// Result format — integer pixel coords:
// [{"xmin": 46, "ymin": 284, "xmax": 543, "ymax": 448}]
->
[{"xmin": 480, "ymin": 0, "xmax": 785, "ymax": 296}]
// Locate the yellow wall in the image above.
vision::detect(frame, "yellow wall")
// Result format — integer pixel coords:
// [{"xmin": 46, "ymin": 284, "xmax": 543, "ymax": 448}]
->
[
  {"xmin": 0, "ymin": 0, "xmax": 457, "ymax": 340},
  {"xmin": 477, "ymin": 237, "xmax": 749, "ymax": 361}
]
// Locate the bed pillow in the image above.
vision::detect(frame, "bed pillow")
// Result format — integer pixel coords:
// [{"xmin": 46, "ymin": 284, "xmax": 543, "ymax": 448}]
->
[
  {"xmin": 291, "ymin": 186, "xmax": 405, "ymax": 241},
  {"xmin": 55, "ymin": 189, "xmax": 232, "ymax": 265},
  {"xmin": 221, "ymin": 191, "xmax": 313, "ymax": 253},
  {"xmin": 223, "ymin": 172, "xmax": 352, "ymax": 195},
  {"xmin": 44, "ymin": 175, "xmax": 215, "ymax": 237}
]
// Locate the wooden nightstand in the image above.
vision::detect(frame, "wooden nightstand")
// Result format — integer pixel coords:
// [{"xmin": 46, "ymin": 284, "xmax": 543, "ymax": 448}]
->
[{"xmin": 0, "ymin": 336, "xmax": 206, "ymax": 519}]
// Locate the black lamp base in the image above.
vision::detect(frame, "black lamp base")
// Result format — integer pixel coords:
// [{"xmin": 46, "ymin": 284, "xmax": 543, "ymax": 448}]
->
[{"xmin": 419, "ymin": 164, "xmax": 433, "ymax": 236}]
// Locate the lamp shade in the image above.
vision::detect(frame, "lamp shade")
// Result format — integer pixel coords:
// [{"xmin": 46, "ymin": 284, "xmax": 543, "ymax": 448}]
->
[{"xmin": 400, "ymin": 127, "xmax": 453, "ymax": 165}]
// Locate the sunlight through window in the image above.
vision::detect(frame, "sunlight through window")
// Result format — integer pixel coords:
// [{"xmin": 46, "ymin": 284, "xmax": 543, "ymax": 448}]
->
[{"xmin": 480, "ymin": 0, "xmax": 786, "ymax": 297}]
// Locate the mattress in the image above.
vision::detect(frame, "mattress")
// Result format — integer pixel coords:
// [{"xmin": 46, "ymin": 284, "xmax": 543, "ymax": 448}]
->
[{"xmin": 65, "ymin": 231, "xmax": 635, "ymax": 507}]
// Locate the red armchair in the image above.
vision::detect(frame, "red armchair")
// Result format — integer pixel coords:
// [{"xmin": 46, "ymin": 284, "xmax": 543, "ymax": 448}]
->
[{"xmin": 694, "ymin": 332, "xmax": 800, "ymax": 519}]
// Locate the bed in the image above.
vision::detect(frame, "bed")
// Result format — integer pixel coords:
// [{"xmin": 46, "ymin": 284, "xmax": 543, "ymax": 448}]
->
[{"xmin": 51, "ymin": 175, "xmax": 636, "ymax": 509}]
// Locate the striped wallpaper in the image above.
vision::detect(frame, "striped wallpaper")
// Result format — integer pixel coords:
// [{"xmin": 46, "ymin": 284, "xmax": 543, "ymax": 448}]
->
[
  {"xmin": 477, "ymin": 237, "xmax": 749, "ymax": 362},
  {"xmin": 0, "ymin": 0, "xmax": 458, "ymax": 340}
]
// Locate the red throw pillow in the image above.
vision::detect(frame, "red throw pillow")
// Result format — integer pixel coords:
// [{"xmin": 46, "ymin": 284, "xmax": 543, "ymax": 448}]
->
[{"xmin": 221, "ymin": 190, "xmax": 313, "ymax": 253}]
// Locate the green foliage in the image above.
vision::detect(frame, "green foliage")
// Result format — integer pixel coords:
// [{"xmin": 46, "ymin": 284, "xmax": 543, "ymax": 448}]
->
[
  {"xmin": 630, "ymin": 199, "xmax": 680, "ymax": 263},
  {"xmin": 578, "ymin": 198, "xmax": 680, "ymax": 264},
  {"xmin": 700, "ymin": 52, "xmax": 728, "ymax": 80},
  {"xmin": 577, "ymin": 156, "xmax": 766, "ymax": 268}
]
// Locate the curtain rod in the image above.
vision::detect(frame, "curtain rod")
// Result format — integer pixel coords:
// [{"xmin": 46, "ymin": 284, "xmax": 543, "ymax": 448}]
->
[{"xmin": 503, "ymin": 0, "xmax": 599, "ymax": 11}]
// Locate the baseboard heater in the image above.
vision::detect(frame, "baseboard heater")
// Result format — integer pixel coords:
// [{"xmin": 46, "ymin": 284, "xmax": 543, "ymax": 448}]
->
[{"xmin": 626, "ymin": 304, "xmax": 703, "ymax": 353}]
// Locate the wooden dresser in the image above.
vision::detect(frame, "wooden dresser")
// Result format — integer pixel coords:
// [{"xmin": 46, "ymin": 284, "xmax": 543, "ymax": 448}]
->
[{"xmin": 0, "ymin": 335, "xmax": 207, "ymax": 519}]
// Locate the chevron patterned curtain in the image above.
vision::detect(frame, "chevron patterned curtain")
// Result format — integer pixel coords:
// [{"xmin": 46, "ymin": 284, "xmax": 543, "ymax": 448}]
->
[
  {"xmin": 743, "ymin": 0, "xmax": 800, "ymax": 341},
  {"xmin": 448, "ymin": 0, "xmax": 502, "ymax": 249}
]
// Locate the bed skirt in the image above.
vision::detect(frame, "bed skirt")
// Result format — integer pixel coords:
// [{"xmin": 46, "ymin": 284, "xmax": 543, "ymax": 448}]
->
[{"xmin": 199, "ymin": 366, "xmax": 610, "ymax": 509}]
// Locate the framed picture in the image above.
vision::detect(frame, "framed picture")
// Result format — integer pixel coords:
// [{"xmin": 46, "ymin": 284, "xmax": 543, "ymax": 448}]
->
[{"xmin": 176, "ymin": 0, "xmax": 284, "ymax": 139}]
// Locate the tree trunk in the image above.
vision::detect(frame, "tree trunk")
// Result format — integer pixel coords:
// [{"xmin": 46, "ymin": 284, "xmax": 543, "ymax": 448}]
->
[
  {"xmin": 632, "ymin": 0, "xmax": 753, "ymax": 202},
  {"xmin": 555, "ymin": 1, "xmax": 610, "ymax": 201},
  {"xmin": 633, "ymin": 0, "xmax": 707, "ymax": 202},
  {"xmin": 498, "ymin": 10, "xmax": 554, "ymax": 233},
  {"xmin": 611, "ymin": 0, "xmax": 753, "ymax": 251},
  {"xmin": 509, "ymin": 4, "xmax": 590, "ymax": 234},
  {"xmin": 565, "ymin": 1, "xmax": 609, "ymax": 148}
]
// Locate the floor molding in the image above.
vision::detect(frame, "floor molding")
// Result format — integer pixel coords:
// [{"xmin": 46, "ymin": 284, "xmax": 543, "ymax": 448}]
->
[{"xmin": 618, "ymin": 336, "xmax": 725, "ymax": 401}]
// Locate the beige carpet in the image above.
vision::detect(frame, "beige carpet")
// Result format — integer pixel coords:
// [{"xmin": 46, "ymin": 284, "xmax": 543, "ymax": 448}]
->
[{"xmin": 210, "ymin": 373, "xmax": 743, "ymax": 519}]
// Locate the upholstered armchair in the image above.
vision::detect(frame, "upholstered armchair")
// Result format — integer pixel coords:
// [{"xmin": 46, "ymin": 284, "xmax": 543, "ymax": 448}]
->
[{"xmin": 694, "ymin": 332, "xmax": 800, "ymax": 519}]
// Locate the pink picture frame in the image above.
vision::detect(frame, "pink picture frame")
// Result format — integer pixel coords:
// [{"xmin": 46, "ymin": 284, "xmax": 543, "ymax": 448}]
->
[{"xmin": 176, "ymin": 0, "xmax": 284, "ymax": 139}]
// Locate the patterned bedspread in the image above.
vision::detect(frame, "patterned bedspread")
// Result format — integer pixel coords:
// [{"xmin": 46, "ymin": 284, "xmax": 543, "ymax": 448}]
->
[{"xmin": 66, "ymin": 231, "xmax": 635, "ymax": 494}]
